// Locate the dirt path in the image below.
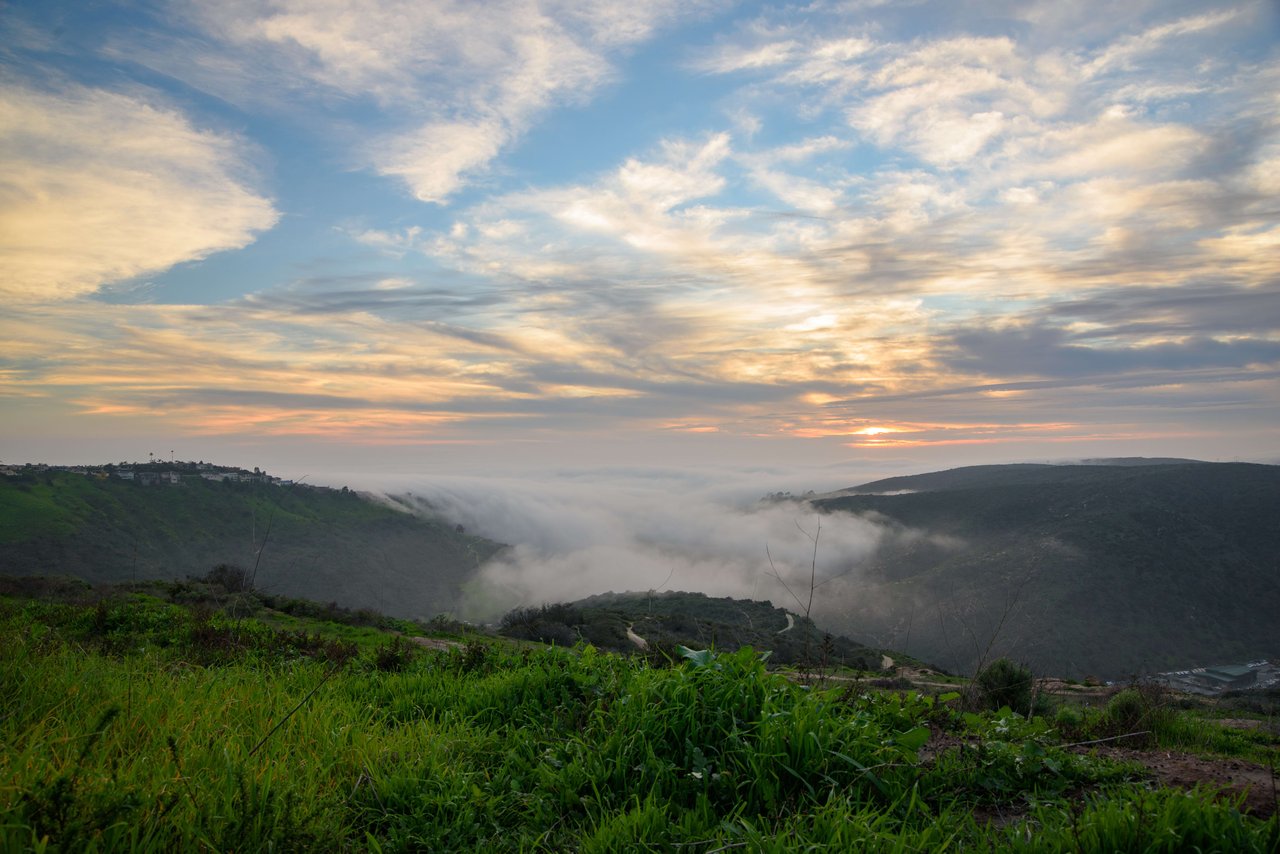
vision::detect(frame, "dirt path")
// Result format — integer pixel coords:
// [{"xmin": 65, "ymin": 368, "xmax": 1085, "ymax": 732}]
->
[
  {"xmin": 1069, "ymin": 745, "xmax": 1278, "ymax": 818},
  {"xmin": 777, "ymin": 613, "xmax": 795, "ymax": 634},
  {"xmin": 404, "ymin": 635, "xmax": 462, "ymax": 651},
  {"xmin": 626, "ymin": 624, "xmax": 648, "ymax": 650}
]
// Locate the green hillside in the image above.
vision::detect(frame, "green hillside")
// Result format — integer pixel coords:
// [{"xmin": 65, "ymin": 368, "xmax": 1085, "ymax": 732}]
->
[
  {"xmin": 500, "ymin": 590, "xmax": 885, "ymax": 670},
  {"xmin": 812, "ymin": 462, "xmax": 1280, "ymax": 679},
  {"xmin": 0, "ymin": 469, "xmax": 502, "ymax": 620},
  {"xmin": 3, "ymin": 581, "xmax": 1276, "ymax": 850}
]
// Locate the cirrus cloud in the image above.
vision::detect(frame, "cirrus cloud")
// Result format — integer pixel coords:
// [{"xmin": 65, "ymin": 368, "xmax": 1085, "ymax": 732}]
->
[{"xmin": 0, "ymin": 81, "xmax": 277, "ymax": 302}]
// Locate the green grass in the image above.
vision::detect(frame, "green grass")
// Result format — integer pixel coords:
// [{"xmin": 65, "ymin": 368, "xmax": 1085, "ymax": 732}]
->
[
  {"xmin": 0, "ymin": 472, "xmax": 503, "ymax": 624},
  {"xmin": 1052, "ymin": 687, "xmax": 1280, "ymax": 765},
  {"xmin": 0, "ymin": 480, "xmax": 82, "ymax": 543},
  {"xmin": 2, "ymin": 589, "xmax": 1276, "ymax": 852}
]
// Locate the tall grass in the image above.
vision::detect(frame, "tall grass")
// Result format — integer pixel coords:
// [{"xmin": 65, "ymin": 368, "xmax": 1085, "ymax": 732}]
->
[{"xmin": 2, "ymin": 593, "xmax": 1276, "ymax": 851}]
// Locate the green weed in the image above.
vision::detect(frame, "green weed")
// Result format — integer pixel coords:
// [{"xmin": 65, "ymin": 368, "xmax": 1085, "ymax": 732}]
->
[{"xmin": 2, "ymin": 591, "xmax": 1276, "ymax": 851}]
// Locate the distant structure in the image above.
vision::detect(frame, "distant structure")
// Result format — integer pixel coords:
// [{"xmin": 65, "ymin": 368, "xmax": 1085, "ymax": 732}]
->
[
  {"xmin": 137, "ymin": 471, "xmax": 181, "ymax": 486},
  {"xmin": 1155, "ymin": 660, "xmax": 1275, "ymax": 696},
  {"xmin": 3, "ymin": 460, "xmax": 296, "ymax": 488}
]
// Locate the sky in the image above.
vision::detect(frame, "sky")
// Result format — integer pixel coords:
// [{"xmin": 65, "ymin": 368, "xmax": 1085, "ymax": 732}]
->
[{"xmin": 3, "ymin": 0, "xmax": 1279, "ymax": 487}]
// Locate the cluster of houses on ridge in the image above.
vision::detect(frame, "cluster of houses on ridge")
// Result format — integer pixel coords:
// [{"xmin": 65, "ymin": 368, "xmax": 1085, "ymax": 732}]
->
[{"xmin": 0, "ymin": 461, "xmax": 299, "ymax": 487}]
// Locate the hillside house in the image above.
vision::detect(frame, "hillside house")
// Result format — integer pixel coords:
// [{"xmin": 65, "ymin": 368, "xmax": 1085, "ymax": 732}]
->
[{"xmin": 137, "ymin": 471, "xmax": 181, "ymax": 486}]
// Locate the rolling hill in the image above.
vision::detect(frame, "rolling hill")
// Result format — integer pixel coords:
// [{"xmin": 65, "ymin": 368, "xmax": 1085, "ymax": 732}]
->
[
  {"xmin": 501, "ymin": 590, "xmax": 888, "ymax": 670},
  {"xmin": 810, "ymin": 461, "xmax": 1280, "ymax": 679},
  {"xmin": 0, "ymin": 468, "xmax": 502, "ymax": 620}
]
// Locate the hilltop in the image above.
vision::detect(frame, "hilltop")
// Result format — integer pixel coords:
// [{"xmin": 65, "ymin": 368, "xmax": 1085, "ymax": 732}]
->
[
  {"xmin": 810, "ymin": 461, "xmax": 1280, "ymax": 679},
  {"xmin": 0, "ymin": 463, "xmax": 501, "ymax": 620},
  {"xmin": 499, "ymin": 590, "xmax": 889, "ymax": 670}
]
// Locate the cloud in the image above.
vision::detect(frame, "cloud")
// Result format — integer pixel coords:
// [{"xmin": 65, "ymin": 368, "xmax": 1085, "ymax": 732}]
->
[
  {"xmin": 144, "ymin": 0, "xmax": 717, "ymax": 203},
  {"xmin": 375, "ymin": 118, "xmax": 510, "ymax": 204},
  {"xmin": 0, "ymin": 80, "xmax": 277, "ymax": 301},
  {"xmin": 4, "ymin": 1, "xmax": 1278, "ymax": 464},
  {"xmin": 374, "ymin": 469, "xmax": 896, "ymax": 620},
  {"xmin": 947, "ymin": 323, "xmax": 1280, "ymax": 377}
]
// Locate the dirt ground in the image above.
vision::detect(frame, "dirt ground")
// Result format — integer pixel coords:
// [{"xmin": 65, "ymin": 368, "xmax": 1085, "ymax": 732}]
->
[
  {"xmin": 1069, "ymin": 744, "xmax": 1278, "ymax": 818},
  {"xmin": 405, "ymin": 635, "xmax": 461, "ymax": 651},
  {"xmin": 919, "ymin": 715, "xmax": 1278, "ymax": 821}
]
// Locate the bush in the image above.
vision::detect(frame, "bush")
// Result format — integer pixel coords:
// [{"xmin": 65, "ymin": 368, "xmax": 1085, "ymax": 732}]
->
[
  {"xmin": 1053, "ymin": 704, "xmax": 1085, "ymax": 738},
  {"xmin": 974, "ymin": 658, "xmax": 1034, "ymax": 713},
  {"xmin": 498, "ymin": 603, "xmax": 582, "ymax": 646},
  {"xmin": 371, "ymin": 636, "xmax": 415, "ymax": 673},
  {"xmin": 1101, "ymin": 683, "xmax": 1174, "ymax": 743},
  {"xmin": 200, "ymin": 564, "xmax": 251, "ymax": 593}
]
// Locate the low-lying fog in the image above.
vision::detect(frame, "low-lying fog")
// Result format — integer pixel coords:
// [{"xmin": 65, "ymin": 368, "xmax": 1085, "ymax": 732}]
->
[{"xmin": 360, "ymin": 464, "xmax": 902, "ymax": 623}]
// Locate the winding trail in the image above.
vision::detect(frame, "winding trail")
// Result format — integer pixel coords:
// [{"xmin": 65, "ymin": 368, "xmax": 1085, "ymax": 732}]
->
[
  {"xmin": 777, "ymin": 612, "xmax": 795, "ymax": 634},
  {"xmin": 404, "ymin": 635, "xmax": 461, "ymax": 651},
  {"xmin": 626, "ymin": 624, "xmax": 648, "ymax": 650}
]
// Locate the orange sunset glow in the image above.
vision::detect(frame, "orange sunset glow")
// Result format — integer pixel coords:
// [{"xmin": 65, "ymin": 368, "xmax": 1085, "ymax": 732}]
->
[{"xmin": 1, "ymin": 1, "xmax": 1276, "ymax": 480}]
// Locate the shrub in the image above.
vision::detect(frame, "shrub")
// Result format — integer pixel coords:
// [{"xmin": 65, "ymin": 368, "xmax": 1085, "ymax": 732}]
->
[
  {"xmin": 1101, "ymin": 683, "xmax": 1174, "ymax": 744},
  {"xmin": 498, "ymin": 603, "xmax": 582, "ymax": 646},
  {"xmin": 371, "ymin": 636, "xmax": 415, "ymax": 673},
  {"xmin": 1053, "ymin": 704, "xmax": 1085, "ymax": 738},
  {"xmin": 974, "ymin": 658, "xmax": 1034, "ymax": 713},
  {"xmin": 201, "ymin": 564, "xmax": 251, "ymax": 593}
]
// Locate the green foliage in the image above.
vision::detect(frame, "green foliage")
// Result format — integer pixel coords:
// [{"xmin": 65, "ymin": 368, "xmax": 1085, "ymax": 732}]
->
[
  {"xmin": 974, "ymin": 657, "xmax": 1035, "ymax": 714},
  {"xmin": 201, "ymin": 563, "xmax": 252, "ymax": 593},
  {"xmin": 370, "ymin": 636, "xmax": 416, "ymax": 673},
  {"xmin": 1103, "ymin": 687, "xmax": 1171, "ymax": 736},
  {"xmin": 2, "ymin": 587, "xmax": 1276, "ymax": 851},
  {"xmin": 1053, "ymin": 703, "xmax": 1085, "ymax": 737},
  {"xmin": 815, "ymin": 461, "xmax": 1280, "ymax": 678},
  {"xmin": 499, "ymin": 602, "xmax": 583, "ymax": 646},
  {"xmin": 0, "ymin": 471, "xmax": 504, "ymax": 622},
  {"xmin": 1003, "ymin": 786, "xmax": 1280, "ymax": 853},
  {"xmin": 501, "ymin": 590, "xmax": 881, "ymax": 669},
  {"xmin": 1053, "ymin": 683, "xmax": 1280, "ymax": 763}
]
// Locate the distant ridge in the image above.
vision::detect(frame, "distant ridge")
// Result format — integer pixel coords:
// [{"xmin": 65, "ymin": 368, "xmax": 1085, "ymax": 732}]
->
[
  {"xmin": 1070, "ymin": 457, "xmax": 1207, "ymax": 467},
  {"xmin": 839, "ymin": 458, "xmax": 1211, "ymax": 496},
  {"xmin": 0, "ymin": 467, "xmax": 502, "ymax": 620},
  {"xmin": 810, "ymin": 461, "xmax": 1280, "ymax": 679}
]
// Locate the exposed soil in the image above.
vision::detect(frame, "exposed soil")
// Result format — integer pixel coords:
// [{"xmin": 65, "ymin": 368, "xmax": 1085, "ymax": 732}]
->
[
  {"xmin": 1037, "ymin": 679, "xmax": 1112, "ymax": 704},
  {"xmin": 919, "ymin": 727, "xmax": 1278, "ymax": 822},
  {"xmin": 405, "ymin": 635, "xmax": 461, "ymax": 651},
  {"xmin": 1213, "ymin": 717, "xmax": 1274, "ymax": 732},
  {"xmin": 1069, "ymin": 744, "xmax": 1278, "ymax": 818},
  {"xmin": 626, "ymin": 624, "xmax": 648, "ymax": 650}
]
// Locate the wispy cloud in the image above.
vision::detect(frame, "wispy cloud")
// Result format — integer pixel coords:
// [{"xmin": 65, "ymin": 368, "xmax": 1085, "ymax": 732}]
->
[
  {"xmin": 134, "ymin": 0, "xmax": 720, "ymax": 203},
  {"xmin": 0, "ymin": 80, "xmax": 277, "ymax": 301},
  {"xmin": 2, "ymin": 0, "xmax": 1277, "ymax": 465}
]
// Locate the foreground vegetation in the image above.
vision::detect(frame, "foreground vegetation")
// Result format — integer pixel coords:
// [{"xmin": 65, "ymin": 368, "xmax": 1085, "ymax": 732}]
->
[{"xmin": 2, "ymin": 580, "xmax": 1277, "ymax": 851}]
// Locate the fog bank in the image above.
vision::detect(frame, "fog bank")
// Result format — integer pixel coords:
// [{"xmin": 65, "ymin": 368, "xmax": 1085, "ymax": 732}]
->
[{"xmin": 365, "ymin": 465, "xmax": 898, "ymax": 622}]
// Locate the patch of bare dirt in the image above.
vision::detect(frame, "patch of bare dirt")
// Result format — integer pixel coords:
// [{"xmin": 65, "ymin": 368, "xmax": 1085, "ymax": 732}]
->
[
  {"xmin": 404, "ymin": 635, "xmax": 461, "ymax": 651},
  {"xmin": 1069, "ymin": 745, "xmax": 1278, "ymax": 818},
  {"xmin": 1213, "ymin": 718, "xmax": 1274, "ymax": 732}
]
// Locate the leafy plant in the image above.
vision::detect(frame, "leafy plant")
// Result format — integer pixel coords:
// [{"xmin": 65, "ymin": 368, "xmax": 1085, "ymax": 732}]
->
[{"xmin": 974, "ymin": 657, "xmax": 1035, "ymax": 714}]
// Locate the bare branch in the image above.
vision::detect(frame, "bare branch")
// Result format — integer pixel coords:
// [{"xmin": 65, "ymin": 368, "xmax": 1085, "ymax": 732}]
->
[{"xmin": 765, "ymin": 543, "xmax": 806, "ymax": 613}]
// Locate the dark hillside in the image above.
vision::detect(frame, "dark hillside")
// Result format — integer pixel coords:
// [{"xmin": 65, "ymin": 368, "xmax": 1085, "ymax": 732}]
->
[
  {"xmin": 0, "ymin": 471, "xmax": 502, "ymax": 620},
  {"xmin": 812, "ymin": 462, "xmax": 1280, "ymax": 679},
  {"xmin": 501, "ymin": 590, "xmax": 886, "ymax": 669}
]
